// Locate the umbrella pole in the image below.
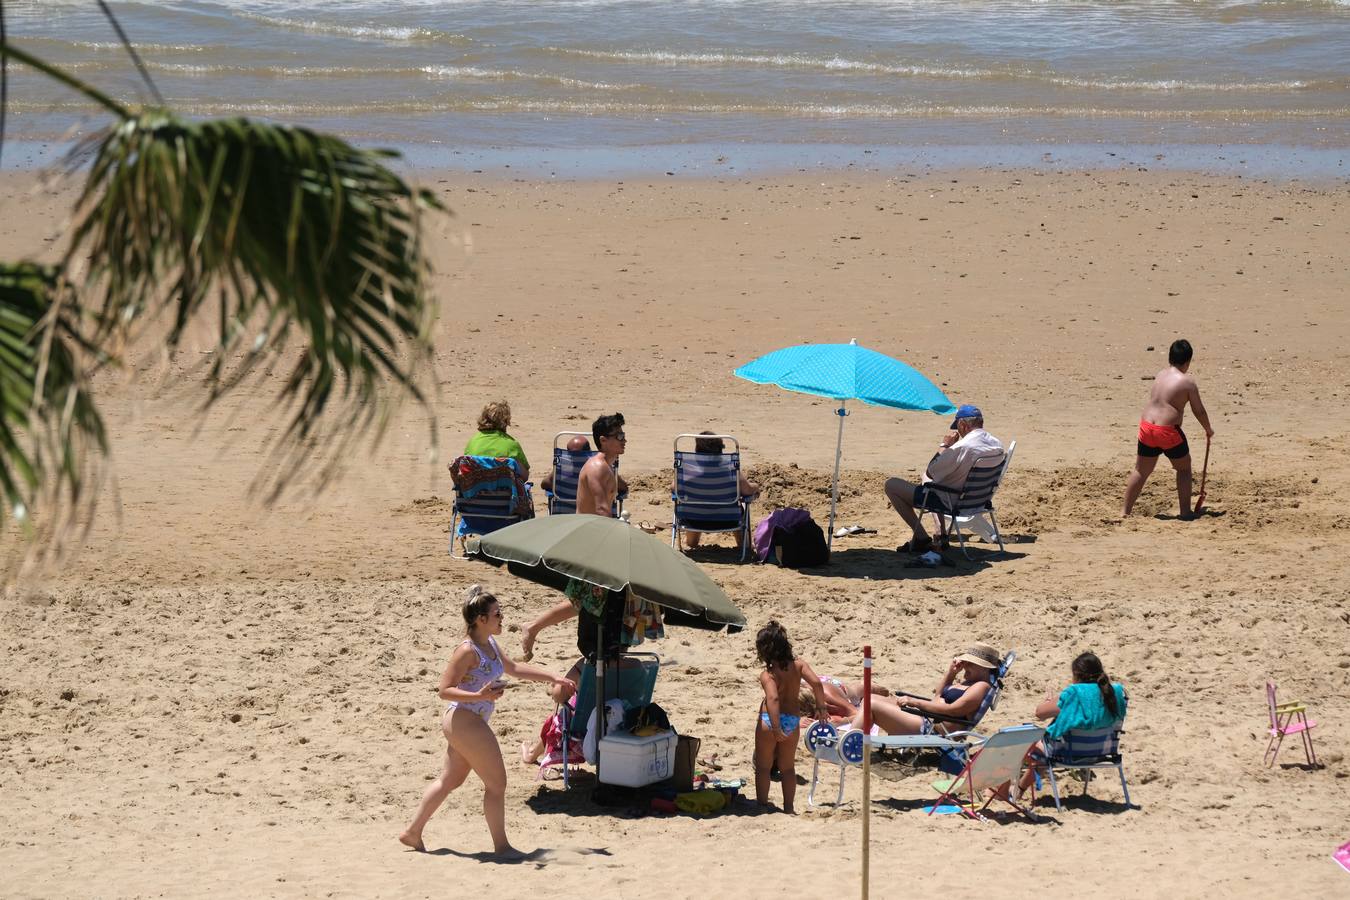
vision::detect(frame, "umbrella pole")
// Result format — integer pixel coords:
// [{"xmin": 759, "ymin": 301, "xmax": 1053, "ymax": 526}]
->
[
  {"xmin": 595, "ymin": 619, "xmax": 605, "ymax": 785},
  {"xmin": 828, "ymin": 402, "xmax": 848, "ymax": 552}
]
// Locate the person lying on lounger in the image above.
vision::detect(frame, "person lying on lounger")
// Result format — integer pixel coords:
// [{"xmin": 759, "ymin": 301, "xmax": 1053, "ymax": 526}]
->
[{"xmin": 795, "ymin": 644, "xmax": 999, "ymax": 737}]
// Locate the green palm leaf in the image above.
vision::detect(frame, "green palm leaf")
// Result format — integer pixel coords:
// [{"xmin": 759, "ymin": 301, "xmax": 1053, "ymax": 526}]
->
[
  {"xmin": 0, "ymin": 263, "xmax": 106, "ymax": 532},
  {"xmin": 62, "ymin": 110, "xmax": 446, "ymax": 500}
]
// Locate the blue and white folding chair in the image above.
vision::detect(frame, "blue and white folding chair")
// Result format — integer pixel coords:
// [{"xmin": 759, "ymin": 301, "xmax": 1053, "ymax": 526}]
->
[
  {"xmin": 548, "ymin": 653, "xmax": 661, "ymax": 788},
  {"xmin": 1042, "ymin": 725, "xmax": 1131, "ymax": 811},
  {"xmin": 671, "ymin": 433, "xmax": 754, "ymax": 561},
  {"xmin": 448, "ymin": 455, "xmax": 530, "ymax": 559},
  {"xmin": 545, "ymin": 431, "xmax": 625, "ymax": 516},
  {"xmin": 918, "ymin": 448, "xmax": 1010, "ymax": 559}
]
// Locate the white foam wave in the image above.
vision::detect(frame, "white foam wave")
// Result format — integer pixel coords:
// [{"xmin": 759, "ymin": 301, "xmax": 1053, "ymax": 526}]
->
[
  {"xmin": 236, "ymin": 11, "xmax": 470, "ymax": 44},
  {"xmin": 12, "ymin": 97, "xmax": 1347, "ymax": 121},
  {"xmin": 418, "ymin": 65, "xmax": 630, "ymax": 90},
  {"xmin": 548, "ymin": 47, "xmax": 1320, "ymax": 92}
]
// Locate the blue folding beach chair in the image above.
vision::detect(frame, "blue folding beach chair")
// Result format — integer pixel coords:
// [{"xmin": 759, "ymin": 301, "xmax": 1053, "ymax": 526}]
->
[
  {"xmin": 448, "ymin": 455, "xmax": 531, "ymax": 559},
  {"xmin": 918, "ymin": 448, "xmax": 1010, "ymax": 559},
  {"xmin": 544, "ymin": 431, "xmax": 625, "ymax": 516},
  {"xmin": 670, "ymin": 433, "xmax": 754, "ymax": 562},
  {"xmin": 544, "ymin": 653, "xmax": 661, "ymax": 788},
  {"xmin": 1042, "ymin": 724, "xmax": 1132, "ymax": 811}
]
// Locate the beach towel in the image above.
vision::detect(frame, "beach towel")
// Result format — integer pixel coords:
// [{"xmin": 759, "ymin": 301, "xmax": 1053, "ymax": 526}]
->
[
  {"xmin": 753, "ymin": 507, "xmax": 812, "ymax": 562},
  {"xmin": 449, "ymin": 454, "xmax": 534, "ymax": 519}
]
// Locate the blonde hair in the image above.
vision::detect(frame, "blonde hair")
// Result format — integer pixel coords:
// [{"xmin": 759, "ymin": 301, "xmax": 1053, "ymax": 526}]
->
[
  {"xmin": 798, "ymin": 689, "xmax": 819, "ymax": 718},
  {"xmin": 477, "ymin": 400, "xmax": 512, "ymax": 433}
]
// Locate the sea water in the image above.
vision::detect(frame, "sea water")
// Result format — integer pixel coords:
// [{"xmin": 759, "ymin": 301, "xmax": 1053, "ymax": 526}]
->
[{"xmin": 3, "ymin": 0, "xmax": 1347, "ymax": 175}]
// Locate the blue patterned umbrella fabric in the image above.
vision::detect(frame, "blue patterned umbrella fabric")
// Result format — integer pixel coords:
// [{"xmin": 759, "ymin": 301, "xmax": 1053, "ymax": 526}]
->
[
  {"xmin": 734, "ymin": 341, "xmax": 954, "ymax": 412},
  {"xmin": 734, "ymin": 340, "xmax": 956, "ymax": 551}
]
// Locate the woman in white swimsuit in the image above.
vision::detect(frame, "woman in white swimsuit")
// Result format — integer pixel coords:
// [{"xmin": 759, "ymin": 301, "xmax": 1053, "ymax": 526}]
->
[{"xmin": 401, "ymin": 585, "xmax": 576, "ymax": 857}]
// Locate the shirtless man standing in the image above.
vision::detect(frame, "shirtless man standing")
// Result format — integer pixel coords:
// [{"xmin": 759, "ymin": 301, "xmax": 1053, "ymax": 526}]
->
[
  {"xmin": 520, "ymin": 413, "xmax": 626, "ymax": 660},
  {"xmin": 1123, "ymin": 339, "xmax": 1214, "ymax": 519}
]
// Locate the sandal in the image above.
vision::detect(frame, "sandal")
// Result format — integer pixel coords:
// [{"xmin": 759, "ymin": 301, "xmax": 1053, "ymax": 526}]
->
[
  {"xmin": 896, "ymin": 536, "xmax": 933, "ymax": 554},
  {"xmin": 698, "ymin": 753, "xmax": 723, "ymax": 772}
]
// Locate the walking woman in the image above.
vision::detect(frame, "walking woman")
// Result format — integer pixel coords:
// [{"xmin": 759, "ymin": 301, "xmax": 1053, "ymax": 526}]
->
[{"xmin": 400, "ymin": 585, "xmax": 576, "ymax": 856}]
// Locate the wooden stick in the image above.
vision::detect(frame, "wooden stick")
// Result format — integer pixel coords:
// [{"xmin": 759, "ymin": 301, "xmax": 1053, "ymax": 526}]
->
[{"xmin": 862, "ymin": 645, "xmax": 872, "ymax": 900}]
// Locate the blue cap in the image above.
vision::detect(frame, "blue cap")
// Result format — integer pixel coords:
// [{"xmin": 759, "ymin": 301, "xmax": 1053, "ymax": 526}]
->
[{"xmin": 950, "ymin": 404, "xmax": 982, "ymax": 428}]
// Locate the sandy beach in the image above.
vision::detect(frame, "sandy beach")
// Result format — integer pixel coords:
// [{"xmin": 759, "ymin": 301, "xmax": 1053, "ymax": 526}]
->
[{"xmin": 2, "ymin": 165, "xmax": 1349, "ymax": 898}]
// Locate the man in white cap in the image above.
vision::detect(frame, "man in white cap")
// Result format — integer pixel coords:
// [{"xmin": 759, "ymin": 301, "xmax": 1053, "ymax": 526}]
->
[{"xmin": 884, "ymin": 404, "xmax": 1003, "ymax": 554}]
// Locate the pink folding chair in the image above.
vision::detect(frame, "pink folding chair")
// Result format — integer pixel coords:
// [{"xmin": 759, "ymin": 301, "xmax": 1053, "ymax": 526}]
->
[{"xmin": 1264, "ymin": 682, "xmax": 1317, "ymax": 767}]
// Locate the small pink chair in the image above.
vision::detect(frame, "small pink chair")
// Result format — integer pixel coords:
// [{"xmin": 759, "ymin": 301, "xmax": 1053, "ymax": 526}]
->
[{"xmin": 1264, "ymin": 682, "xmax": 1317, "ymax": 768}]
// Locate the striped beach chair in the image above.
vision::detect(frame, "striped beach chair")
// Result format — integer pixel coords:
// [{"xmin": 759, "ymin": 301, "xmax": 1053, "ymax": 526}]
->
[
  {"xmin": 670, "ymin": 433, "xmax": 754, "ymax": 561},
  {"xmin": 1042, "ymin": 724, "xmax": 1132, "ymax": 811},
  {"xmin": 544, "ymin": 431, "xmax": 625, "ymax": 516},
  {"xmin": 447, "ymin": 455, "xmax": 531, "ymax": 559},
  {"xmin": 917, "ymin": 448, "xmax": 1010, "ymax": 559}
]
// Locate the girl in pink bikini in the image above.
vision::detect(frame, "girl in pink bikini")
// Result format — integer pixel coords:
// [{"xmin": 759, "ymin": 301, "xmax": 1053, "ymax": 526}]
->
[{"xmin": 400, "ymin": 585, "xmax": 575, "ymax": 857}]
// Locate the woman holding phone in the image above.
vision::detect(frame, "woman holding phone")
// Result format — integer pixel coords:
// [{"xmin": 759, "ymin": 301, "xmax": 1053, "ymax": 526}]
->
[{"xmin": 400, "ymin": 585, "xmax": 575, "ymax": 857}]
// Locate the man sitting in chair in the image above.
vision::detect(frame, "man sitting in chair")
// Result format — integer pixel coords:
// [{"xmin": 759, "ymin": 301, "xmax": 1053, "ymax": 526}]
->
[{"xmin": 884, "ymin": 404, "xmax": 1003, "ymax": 555}]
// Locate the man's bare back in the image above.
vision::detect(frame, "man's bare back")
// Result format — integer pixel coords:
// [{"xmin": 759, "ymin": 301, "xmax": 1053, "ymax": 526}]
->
[{"xmin": 1141, "ymin": 366, "xmax": 1199, "ymax": 427}]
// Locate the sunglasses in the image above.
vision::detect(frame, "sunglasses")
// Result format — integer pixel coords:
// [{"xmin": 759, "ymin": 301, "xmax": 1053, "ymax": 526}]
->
[{"xmin": 606, "ymin": 431, "xmax": 627, "ymax": 442}]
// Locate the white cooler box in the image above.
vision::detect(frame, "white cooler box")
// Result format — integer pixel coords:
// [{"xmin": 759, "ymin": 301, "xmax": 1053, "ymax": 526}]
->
[{"xmin": 597, "ymin": 730, "xmax": 676, "ymax": 787}]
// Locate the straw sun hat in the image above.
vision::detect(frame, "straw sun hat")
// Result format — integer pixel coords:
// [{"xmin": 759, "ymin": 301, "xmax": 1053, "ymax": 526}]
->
[{"xmin": 954, "ymin": 643, "xmax": 1001, "ymax": 670}]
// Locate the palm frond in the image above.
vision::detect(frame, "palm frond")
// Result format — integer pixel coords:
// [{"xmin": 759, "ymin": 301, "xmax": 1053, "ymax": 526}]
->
[
  {"xmin": 0, "ymin": 262, "xmax": 106, "ymax": 533},
  {"xmin": 65, "ymin": 111, "xmax": 446, "ymax": 499}
]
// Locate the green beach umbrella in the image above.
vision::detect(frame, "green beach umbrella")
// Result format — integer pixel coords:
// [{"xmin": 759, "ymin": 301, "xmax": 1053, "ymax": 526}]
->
[{"xmin": 467, "ymin": 514, "xmax": 745, "ymax": 632}]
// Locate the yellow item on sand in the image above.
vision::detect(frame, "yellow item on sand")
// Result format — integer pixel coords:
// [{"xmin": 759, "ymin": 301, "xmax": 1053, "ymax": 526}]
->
[{"xmin": 675, "ymin": 790, "xmax": 727, "ymax": 815}]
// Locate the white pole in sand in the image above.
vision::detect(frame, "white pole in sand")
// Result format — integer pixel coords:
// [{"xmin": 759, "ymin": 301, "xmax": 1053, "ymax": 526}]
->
[
  {"xmin": 862, "ymin": 644, "xmax": 872, "ymax": 900},
  {"xmin": 828, "ymin": 400, "xmax": 848, "ymax": 552}
]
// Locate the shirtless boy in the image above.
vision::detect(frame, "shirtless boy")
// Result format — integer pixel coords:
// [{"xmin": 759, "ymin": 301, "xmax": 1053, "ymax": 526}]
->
[{"xmin": 1123, "ymin": 339, "xmax": 1214, "ymax": 519}]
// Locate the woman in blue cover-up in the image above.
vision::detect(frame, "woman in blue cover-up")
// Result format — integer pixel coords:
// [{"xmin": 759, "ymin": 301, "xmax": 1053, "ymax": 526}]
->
[{"xmin": 1015, "ymin": 651, "xmax": 1127, "ymax": 798}]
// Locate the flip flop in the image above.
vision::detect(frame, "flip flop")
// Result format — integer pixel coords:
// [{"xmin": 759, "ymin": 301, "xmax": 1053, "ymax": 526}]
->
[{"xmin": 896, "ymin": 536, "xmax": 933, "ymax": 554}]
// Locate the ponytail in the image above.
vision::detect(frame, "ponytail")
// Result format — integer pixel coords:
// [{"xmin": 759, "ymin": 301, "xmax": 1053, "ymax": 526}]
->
[
  {"xmin": 1072, "ymin": 651, "xmax": 1119, "ymax": 718},
  {"xmin": 462, "ymin": 584, "xmax": 498, "ymax": 632}
]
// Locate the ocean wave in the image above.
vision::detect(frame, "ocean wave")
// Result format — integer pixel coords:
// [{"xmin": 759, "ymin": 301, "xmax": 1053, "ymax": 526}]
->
[
  {"xmin": 12, "ymin": 97, "xmax": 1344, "ymax": 122},
  {"xmin": 45, "ymin": 61, "xmax": 631, "ymax": 91},
  {"xmin": 235, "ymin": 11, "xmax": 472, "ymax": 44},
  {"xmin": 545, "ymin": 47, "xmax": 1326, "ymax": 92}
]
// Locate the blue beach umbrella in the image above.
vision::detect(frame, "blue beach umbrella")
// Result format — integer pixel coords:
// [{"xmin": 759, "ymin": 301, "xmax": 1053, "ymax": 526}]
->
[{"xmin": 734, "ymin": 339, "xmax": 955, "ymax": 550}]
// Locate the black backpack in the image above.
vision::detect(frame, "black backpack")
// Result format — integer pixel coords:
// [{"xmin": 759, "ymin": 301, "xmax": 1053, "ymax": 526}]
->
[{"xmin": 776, "ymin": 517, "xmax": 829, "ymax": 568}]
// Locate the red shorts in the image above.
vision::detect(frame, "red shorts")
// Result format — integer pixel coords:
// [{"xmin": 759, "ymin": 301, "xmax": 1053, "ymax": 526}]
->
[{"xmin": 1137, "ymin": 420, "xmax": 1189, "ymax": 459}]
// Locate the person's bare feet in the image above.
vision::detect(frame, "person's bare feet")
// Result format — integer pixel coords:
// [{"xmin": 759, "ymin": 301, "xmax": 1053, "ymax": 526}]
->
[
  {"xmin": 493, "ymin": 844, "xmax": 527, "ymax": 860},
  {"xmin": 521, "ymin": 741, "xmax": 539, "ymax": 765},
  {"xmin": 398, "ymin": 830, "xmax": 425, "ymax": 851}
]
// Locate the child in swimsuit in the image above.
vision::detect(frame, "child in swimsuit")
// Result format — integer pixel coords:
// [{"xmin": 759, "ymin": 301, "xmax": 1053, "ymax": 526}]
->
[
  {"xmin": 400, "ymin": 585, "xmax": 576, "ymax": 858},
  {"xmin": 753, "ymin": 620, "xmax": 829, "ymax": 814}
]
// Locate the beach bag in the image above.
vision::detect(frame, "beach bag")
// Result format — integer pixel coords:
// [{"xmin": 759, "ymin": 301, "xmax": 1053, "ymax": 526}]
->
[
  {"xmin": 622, "ymin": 702, "xmax": 672, "ymax": 733},
  {"xmin": 776, "ymin": 516, "xmax": 829, "ymax": 568},
  {"xmin": 672, "ymin": 734, "xmax": 701, "ymax": 792}
]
